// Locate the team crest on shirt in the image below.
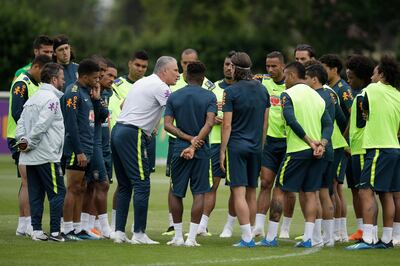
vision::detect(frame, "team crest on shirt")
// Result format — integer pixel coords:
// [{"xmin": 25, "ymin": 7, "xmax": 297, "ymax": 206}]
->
[
  {"xmin": 48, "ymin": 101, "xmax": 59, "ymax": 114},
  {"xmin": 22, "ymin": 76, "xmax": 31, "ymax": 85},
  {"xmin": 338, "ymin": 82, "xmax": 343, "ymax": 88},
  {"xmin": 329, "ymin": 92, "xmax": 337, "ymax": 104},
  {"xmin": 66, "ymin": 96, "xmax": 78, "ymax": 109},
  {"xmin": 204, "ymin": 80, "xmax": 215, "ymax": 90},
  {"xmin": 113, "ymin": 78, "xmax": 123, "ymax": 86},
  {"xmin": 13, "ymin": 85, "xmax": 26, "ymax": 97},
  {"xmin": 164, "ymin": 90, "xmax": 171, "ymax": 98},
  {"xmin": 71, "ymin": 85, "xmax": 78, "ymax": 92}
]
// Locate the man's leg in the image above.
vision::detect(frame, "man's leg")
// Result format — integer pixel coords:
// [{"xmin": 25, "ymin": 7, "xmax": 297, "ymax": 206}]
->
[
  {"xmin": 63, "ymin": 169, "xmax": 85, "ymax": 236},
  {"xmin": 232, "ymin": 186, "xmax": 253, "ymax": 243},
  {"xmin": 220, "ymin": 189, "xmax": 237, "ymax": 238},
  {"xmin": 94, "ymin": 181, "xmax": 111, "ymax": 237},
  {"xmin": 264, "ymin": 187, "xmax": 285, "ymax": 243},
  {"xmin": 379, "ymin": 192, "xmax": 395, "ymax": 244},
  {"xmin": 168, "ymin": 193, "xmax": 184, "ymax": 245},
  {"xmin": 18, "ymin": 164, "xmax": 32, "ymax": 236},
  {"xmin": 26, "ymin": 165, "xmax": 45, "ymax": 239},
  {"xmin": 393, "ymin": 192, "xmax": 400, "ymax": 245},
  {"xmin": 111, "ymin": 185, "xmax": 118, "ymax": 231},
  {"xmin": 280, "ymin": 192, "xmax": 296, "ymax": 238},
  {"xmin": 198, "ymin": 176, "xmax": 220, "ymax": 235}
]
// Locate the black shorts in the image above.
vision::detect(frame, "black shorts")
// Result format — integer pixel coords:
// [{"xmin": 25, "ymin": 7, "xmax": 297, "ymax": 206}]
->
[
  {"xmin": 348, "ymin": 154, "xmax": 365, "ymax": 189},
  {"xmin": 210, "ymin": 144, "xmax": 225, "ymax": 178},
  {"xmin": 333, "ymin": 148, "xmax": 347, "ymax": 184},
  {"xmin": 166, "ymin": 137, "xmax": 175, "ymax": 177},
  {"xmin": 226, "ymin": 147, "xmax": 261, "ymax": 188},
  {"xmin": 320, "ymin": 160, "xmax": 334, "ymax": 192},
  {"xmin": 64, "ymin": 152, "xmax": 91, "ymax": 172},
  {"xmin": 262, "ymin": 136, "xmax": 286, "ymax": 174}
]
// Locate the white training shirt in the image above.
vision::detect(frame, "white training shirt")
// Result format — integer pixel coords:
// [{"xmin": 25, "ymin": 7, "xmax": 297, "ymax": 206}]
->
[{"xmin": 117, "ymin": 74, "xmax": 171, "ymax": 136}]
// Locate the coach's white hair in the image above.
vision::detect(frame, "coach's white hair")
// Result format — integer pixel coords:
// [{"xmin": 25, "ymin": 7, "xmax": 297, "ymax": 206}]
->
[{"xmin": 154, "ymin": 56, "xmax": 177, "ymax": 74}]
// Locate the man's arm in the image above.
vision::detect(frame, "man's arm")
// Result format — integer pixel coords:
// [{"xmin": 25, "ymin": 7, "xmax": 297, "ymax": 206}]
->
[
  {"xmin": 219, "ymin": 111, "xmax": 232, "ymax": 172},
  {"xmin": 11, "ymin": 81, "xmax": 28, "ymax": 124},
  {"xmin": 262, "ymin": 108, "xmax": 269, "ymax": 146},
  {"xmin": 63, "ymin": 91, "xmax": 83, "ymax": 155},
  {"xmin": 164, "ymin": 115, "xmax": 195, "ymax": 142}
]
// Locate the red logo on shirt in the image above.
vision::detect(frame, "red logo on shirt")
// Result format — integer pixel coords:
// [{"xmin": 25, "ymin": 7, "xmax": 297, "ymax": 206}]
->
[{"xmin": 270, "ymin": 96, "xmax": 281, "ymax": 106}]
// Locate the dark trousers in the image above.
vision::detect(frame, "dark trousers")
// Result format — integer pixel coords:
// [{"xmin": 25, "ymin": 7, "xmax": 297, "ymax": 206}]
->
[
  {"xmin": 148, "ymin": 137, "xmax": 156, "ymax": 172},
  {"xmin": 111, "ymin": 123, "xmax": 150, "ymax": 233},
  {"xmin": 27, "ymin": 163, "xmax": 66, "ymax": 233}
]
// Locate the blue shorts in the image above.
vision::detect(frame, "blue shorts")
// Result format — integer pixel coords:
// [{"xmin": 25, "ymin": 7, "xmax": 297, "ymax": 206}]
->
[
  {"xmin": 333, "ymin": 148, "xmax": 347, "ymax": 183},
  {"xmin": 349, "ymin": 154, "xmax": 365, "ymax": 189},
  {"xmin": 275, "ymin": 149, "xmax": 324, "ymax": 192},
  {"xmin": 86, "ymin": 145, "xmax": 108, "ymax": 183},
  {"xmin": 166, "ymin": 137, "xmax": 175, "ymax": 177},
  {"xmin": 170, "ymin": 155, "xmax": 212, "ymax": 198},
  {"xmin": 63, "ymin": 152, "xmax": 91, "ymax": 172},
  {"xmin": 262, "ymin": 136, "xmax": 286, "ymax": 174},
  {"xmin": 226, "ymin": 147, "xmax": 261, "ymax": 188},
  {"xmin": 320, "ymin": 160, "xmax": 334, "ymax": 192},
  {"xmin": 359, "ymin": 149, "xmax": 400, "ymax": 192},
  {"xmin": 392, "ymin": 158, "xmax": 400, "ymax": 192},
  {"xmin": 210, "ymin": 144, "xmax": 225, "ymax": 178}
]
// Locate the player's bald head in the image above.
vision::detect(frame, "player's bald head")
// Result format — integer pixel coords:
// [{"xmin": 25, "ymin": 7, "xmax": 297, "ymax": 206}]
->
[{"xmin": 181, "ymin": 48, "xmax": 198, "ymax": 59}]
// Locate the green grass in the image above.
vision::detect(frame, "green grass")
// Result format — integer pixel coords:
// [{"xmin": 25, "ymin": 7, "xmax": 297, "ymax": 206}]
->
[{"xmin": 0, "ymin": 155, "xmax": 398, "ymax": 265}]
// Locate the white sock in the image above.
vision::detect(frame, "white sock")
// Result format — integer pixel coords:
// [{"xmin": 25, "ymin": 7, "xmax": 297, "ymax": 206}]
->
[
  {"xmin": 225, "ymin": 214, "xmax": 236, "ymax": 229},
  {"xmin": 240, "ymin": 224, "xmax": 252, "ymax": 242},
  {"xmin": 281, "ymin": 216, "xmax": 292, "ymax": 232},
  {"xmin": 198, "ymin": 215, "xmax": 209, "ymax": 232},
  {"xmin": 174, "ymin": 223, "xmax": 183, "ymax": 239},
  {"xmin": 168, "ymin": 213, "xmax": 174, "ymax": 227},
  {"xmin": 255, "ymin": 213, "xmax": 266, "ymax": 231},
  {"xmin": 326, "ymin": 219, "xmax": 334, "ymax": 243},
  {"xmin": 393, "ymin": 222, "xmax": 400, "ymax": 241},
  {"xmin": 88, "ymin": 215, "xmax": 96, "ymax": 230},
  {"xmin": 17, "ymin": 217, "xmax": 26, "ymax": 232},
  {"xmin": 81, "ymin": 213, "xmax": 89, "ymax": 231},
  {"xmin": 356, "ymin": 218, "xmax": 364, "ymax": 231},
  {"xmin": 188, "ymin": 222, "xmax": 199, "ymax": 241},
  {"xmin": 94, "ymin": 219, "xmax": 101, "ymax": 231},
  {"xmin": 64, "ymin": 221, "xmax": 73, "ymax": 234},
  {"xmin": 25, "ymin": 217, "xmax": 32, "ymax": 230},
  {"xmin": 303, "ymin": 222, "xmax": 314, "ymax": 242},
  {"xmin": 373, "ymin": 225, "xmax": 378, "ymax": 244},
  {"xmin": 381, "ymin": 227, "xmax": 393, "ymax": 244},
  {"xmin": 362, "ymin": 224, "xmax": 373, "ymax": 244},
  {"xmin": 340, "ymin": 217, "xmax": 348, "ymax": 236},
  {"xmin": 111, "ymin": 209, "xmax": 116, "ymax": 231},
  {"xmin": 266, "ymin": 221, "xmax": 279, "ymax": 241},
  {"xmin": 312, "ymin": 219, "xmax": 322, "ymax": 244},
  {"xmin": 73, "ymin": 222, "xmax": 82, "ymax": 234},
  {"xmin": 334, "ymin": 218, "xmax": 340, "ymax": 236},
  {"xmin": 99, "ymin": 213, "xmax": 111, "ymax": 236}
]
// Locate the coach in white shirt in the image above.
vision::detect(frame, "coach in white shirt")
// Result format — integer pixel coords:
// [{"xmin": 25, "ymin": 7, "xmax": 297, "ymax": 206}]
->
[{"xmin": 112, "ymin": 56, "xmax": 179, "ymax": 244}]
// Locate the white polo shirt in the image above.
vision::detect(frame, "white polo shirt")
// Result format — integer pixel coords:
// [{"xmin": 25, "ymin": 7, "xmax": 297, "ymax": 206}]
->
[{"xmin": 117, "ymin": 74, "xmax": 171, "ymax": 136}]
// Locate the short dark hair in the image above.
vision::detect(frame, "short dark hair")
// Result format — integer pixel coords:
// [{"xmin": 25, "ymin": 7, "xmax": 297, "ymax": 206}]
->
[
  {"xmin": 284, "ymin": 61, "xmax": 306, "ymax": 79},
  {"xmin": 294, "ymin": 44, "xmax": 316, "ymax": 58},
  {"xmin": 346, "ymin": 55, "xmax": 375, "ymax": 85},
  {"xmin": 90, "ymin": 54, "xmax": 108, "ymax": 70},
  {"xmin": 378, "ymin": 56, "xmax": 400, "ymax": 88},
  {"xmin": 305, "ymin": 64, "xmax": 328, "ymax": 85},
  {"xmin": 78, "ymin": 59, "xmax": 100, "ymax": 76},
  {"xmin": 33, "ymin": 35, "xmax": 53, "ymax": 49},
  {"xmin": 303, "ymin": 59, "xmax": 321, "ymax": 69},
  {"xmin": 186, "ymin": 61, "xmax": 206, "ymax": 84},
  {"xmin": 40, "ymin": 63, "xmax": 64, "ymax": 83},
  {"xmin": 32, "ymin": 54, "xmax": 52, "ymax": 68},
  {"xmin": 319, "ymin": 54, "xmax": 343, "ymax": 74},
  {"xmin": 231, "ymin": 52, "xmax": 253, "ymax": 81},
  {"xmin": 105, "ymin": 58, "xmax": 117, "ymax": 69},
  {"xmin": 53, "ymin": 34, "xmax": 70, "ymax": 50},
  {"xmin": 131, "ymin": 50, "xmax": 149, "ymax": 61},
  {"xmin": 267, "ymin": 51, "xmax": 285, "ymax": 63},
  {"xmin": 227, "ymin": 50, "xmax": 236, "ymax": 59}
]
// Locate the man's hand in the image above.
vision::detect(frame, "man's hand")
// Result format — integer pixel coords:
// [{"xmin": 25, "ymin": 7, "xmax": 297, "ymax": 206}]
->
[
  {"xmin": 219, "ymin": 151, "xmax": 226, "ymax": 173},
  {"xmin": 152, "ymin": 127, "xmax": 158, "ymax": 137},
  {"xmin": 215, "ymin": 116, "xmax": 223, "ymax": 125},
  {"xmin": 77, "ymin": 153, "xmax": 88, "ymax": 167},
  {"xmin": 191, "ymin": 136, "xmax": 204, "ymax": 149},
  {"xmin": 18, "ymin": 138, "xmax": 28, "ymax": 152},
  {"xmin": 313, "ymin": 144, "xmax": 325, "ymax": 159},
  {"xmin": 180, "ymin": 146, "xmax": 195, "ymax": 160}
]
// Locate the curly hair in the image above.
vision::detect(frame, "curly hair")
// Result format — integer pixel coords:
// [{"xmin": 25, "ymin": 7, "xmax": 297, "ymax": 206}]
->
[
  {"xmin": 345, "ymin": 55, "xmax": 375, "ymax": 85},
  {"xmin": 319, "ymin": 54, "xmax": 343, "ymax": 74},
  {"xmin": 378, "ymin": 56, "xmax": 400, "ymax": 89}
]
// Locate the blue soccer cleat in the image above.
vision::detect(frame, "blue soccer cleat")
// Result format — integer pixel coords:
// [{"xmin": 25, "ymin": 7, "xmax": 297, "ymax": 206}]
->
[
  {"xmin": 345, "ymin": 240, "xmax": 375, "ymax": 250},
  {"xmin": 233, "ymin": 239, "xmax": 256, "ymax": 248},
  {"xmin": 256, "ymin": 237, "xmax": 278, "ymax": 247},
  {"xmin": 374, "ymin": 240, "xmax": 393, "ymax": 249},
  {"xmin": 295, "ymin": 239, "xmax": 312, "ymax": 248}
]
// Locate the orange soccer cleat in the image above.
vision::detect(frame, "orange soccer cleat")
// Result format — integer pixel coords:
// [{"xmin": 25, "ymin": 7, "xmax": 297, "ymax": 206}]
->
[{"xmin": 348, "ymin": 229, "xmax": 363, "ymax": 241}]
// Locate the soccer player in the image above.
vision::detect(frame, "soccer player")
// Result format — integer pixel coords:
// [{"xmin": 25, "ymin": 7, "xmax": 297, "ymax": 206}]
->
[
  {"xmin": 53, "ymin": 34, "xmax": 79, "ymax": 89},
  {"xmin": 163, "ymin": 48, "xmax": 215, "ymax": 236},
  {"xmin": 108, "ymin": 51, "xmax": 149, "ymax": 232},
  {"xmin": 112, "ymin": 56, "xmax": 179, "ymax": 244},
  {"xmin": 220, "ymin": 52, "xmax": 270, "ymax": 247},
  {"xmin": 14, "ymin": 35, "xmax": 53, "ymax": 80},
  {"xmin": 164, "ymin": 61, "xmax": 216, "ymax": 246},
  {"xmin": 347, "ymin": 56, "xmax": 400, "ymax": 250},
  {"xmin": 260, "ymin": 61, "xmax": 332, "ymax": 248},
  {"xmin": 61, "ymin": 59, "xmax": 101, "ymax": 241},
  {"xmin": 15, "ymin": 62, "xmax": 66, "ymax": 241},
  {"xmin": 320, "ymin": 54, "xmax": 355, "ymax": 241},
  {"xmin": 294, "ymin": 44, "xmax": 316, "ymax": 65},
  {"xmin": 252, "ymin": 51, "xmax": 287, "ymax": 238},
  {"xmin": 7, "ymin": 55, "xmax": 52, "ymax": 237}
]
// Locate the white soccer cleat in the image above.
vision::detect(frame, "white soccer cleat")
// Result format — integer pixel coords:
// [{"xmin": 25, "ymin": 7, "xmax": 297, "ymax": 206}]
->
[
  {"xmin": 324, "ymin": 239, "xmax": 335, "ymax": 247},
  {"xmin": 279, "ymin": 230, "xmax": 290, "ymax": 239},
  {"xmin": 113, "ymin": 231, "xmax": 130, "ymax": 244},
  {"xmin": 393, "ymin": 239, "xmax": 400, "ymax": 247},
  {"xmin": 167, "ymin": 237, "xmax": 184, "ymax": 246},
  {"xmin": 184, "ymin": 239, "xmax": 201, "ymax": 247},
  {"xmin": 252, "ymin": 227, "xmax": 265, "ymax": 238},
  {"xmin": 312, "ymin": 240, "xmax": 324, "ymax": 247},
  {"xmin": 25, "ymin": 225, "xmax": 33, "ymax": 237},
  {"xmin": 131, "ymin": 233, "xmax": 160, "ymax": 245},
  {"xmin": 340, "ymin": 233, "xmax": 349, "ymax": 243},
  {"xmin": 32, "ymin": 230, "xmax": 48, "ymax": 241},
  {"xmin": 219, "ymin": 226, "xmax": 233, "ymax": 238}
]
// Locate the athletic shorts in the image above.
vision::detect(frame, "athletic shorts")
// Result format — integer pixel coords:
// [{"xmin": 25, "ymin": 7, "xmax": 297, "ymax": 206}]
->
[
  {"xmin": 275, "ymin": 150, "xmax": 324, "ymax": 192},
  {"xmin": 359, "ymin": 148, "xmax": 400, "ymax": 192},
  {"xmin": 349, "ymin": 154, "xmax": 365, "ymax": 189},
  {"xmin": 392, "ymin": 158, "xmax": 400, "ymax": 192},
  {"xmin": 85, "ymin": 146, "xmax": 108, "ymax": 183},
  {"xmin": 262, "ymin": 136, "xmax": 286, "ymax": 174},
  {"xmin": 210, "ymin": 144, "xmax": 225, "ymax": 178},
  {"xmin": 166, "ymin": 137, "xmax": 175, "ymax": 177},
  {"xmin": 225, "ymin": 147, "xmax": 261, "ymax": 188},
  {"xmin": 320, "ymin": 160, "xmax": 334, "ymax": 192},
  {"xmin": 63, "ymin": 152, "xmax": 91, "ymax": 172},
  {"xmin": 333, "ymin": 148, "xmax": 347, "ymax": 183},
  {"xmin": 170, "ymin": 155, "xmax": 212, "ymax": 198}
]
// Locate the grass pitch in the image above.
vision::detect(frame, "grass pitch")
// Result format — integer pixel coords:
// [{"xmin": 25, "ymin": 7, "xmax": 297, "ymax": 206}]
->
[{"xmin": 0, "ymin": 155, "xmax": 398, "ymax": 265}]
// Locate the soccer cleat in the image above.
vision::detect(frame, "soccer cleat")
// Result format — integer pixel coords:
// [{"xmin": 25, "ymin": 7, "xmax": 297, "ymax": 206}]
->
[
  {"xmin": 348, "ymin": 229, "xmax": 363, "ymax": 241},
  {"xmin": 113, "ymin": 231, "xmax": 129, "ymax": 244},
  {"xmin": 374, "ymin": 240, "xmax": 394, "ymax": 249},
  {"xmin": 252, "ymin": 227, "xmax": 265, "ymax": 238},
  {"xmin": 345, "ymin": 240, "xmax": 375, "ymax": 250},
  {"xmin": 25, "ymin": 225, "xmax": 33, "ymax": 237},
  {"xmin": 256, "ymin": 237, "xmax": 278, "ymax": 247},
  {"xmin": 184, "ymin": 239, "xmax": 201, "ymax": 247},
  {"xmin": 16, "ymin": 230, "xmax": 26, "ymax": 237},
  {"xmin": 312, "ymin": 240, "xmax": 324, "ymax": 247},
  {"xmin": 219, "ymin": 226, "xmax": 233, "ymax": 238},
  {"xmin": 197, "ymin": 228, "xmax": 212, "ymax": 237},
  {"xmin": 32, "ymin": 231, "xmax": 49, "ymax": 241},
  {"xmin": 279, "ymin": 230, "xmax": 290, "ymax": 239},
  {"xmin": 49, "ymin": 233, "xmax": 65, "ymax": 242},
  {"xmin": 62, "ymin": 231, "xmax": 82, "ymax": 241},
  {"xmin": 131, "ymin": 233, "xmax": 159, "ymax": 245},
  {"xmin": 162, "ymin": 226, "xmax": 175, "ymax": 236},
  {"xmin": 233, "ymin": 239, "xmax": 256, "ymax": 248},
  {"xmin": 393, "ymin": 239, "xmax": 400, "ymax": 247},
  {"xmin": 91, "ymin": 228, "xmax": 102, "ymax": 237},
  {"xmin": 167, "ymin": 237, "xmax": 185, "ymax": 246},
  {"xmin": 340, "ymin": 233, "xmax": 349, "ymax": 242},
  {"xmin": 76, "ymin": 230, "xmax": 100, "ymax": 240},
  {"xmin": 294, "ymin": 235, "xmax": 303, "ymax": 241},
  {"xmin": 295, "ymin": 239, "xmax": 312, "ymax": 248},
  {"xmin": 324, "ymin": 239, "xmax": 335, "ymax": 247}
]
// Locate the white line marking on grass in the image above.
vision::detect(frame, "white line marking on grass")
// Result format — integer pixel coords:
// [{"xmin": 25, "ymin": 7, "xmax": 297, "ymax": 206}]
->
[{"xmin": 129, "ymin": 247, "xmax": 321, "ymax": 266}]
